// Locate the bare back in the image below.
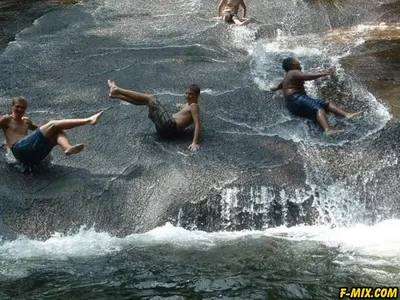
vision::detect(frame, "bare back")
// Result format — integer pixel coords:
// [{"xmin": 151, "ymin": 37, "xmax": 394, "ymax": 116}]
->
[
  {"xmin": 172, "ymin": 104, "xmax": 196, "ymax": 129},
  {"xmin": 0, "ymin": 115, "xmax": 30, "ymax": 147},
  {"xmin": 222, "ymin": 0, "xmax": 244, "ymax": 13},
  {"xmin": 282, "ymin": 70, "xmax": 306, "ymax": 99}
]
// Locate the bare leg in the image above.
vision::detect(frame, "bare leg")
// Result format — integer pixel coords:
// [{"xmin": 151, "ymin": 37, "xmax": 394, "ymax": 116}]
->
[
  {"xmin": 345, "ymin": 111, "xmax": 364, "ymax": 120},
  {"xmin": 326, "ymin": 102, "xmax": 364, "ymax": 119},
  {"xmin": 40, "ymin": 111, "xmax": 104, "ymax": 139},
  {"xmin": 232, "ymin": 16, "xmax": 249, "ymax": 26},
  {"xmin": 55, "ymin": 131, "xmax": 85, "ymax": 156},
  {"xmin": 325, "ymin": 102, "xmax": 348, "ymax": 117},
  {"xmin": 112, "ymin": 94, "xmax": 131, "ymax": 102},
  {"xmin": 316, "ymin": 109, "xmax": 343, "ymax": 136},
  {"xmin": 108, "ymin": 80, "xmax": 154, "ymax": 105}
]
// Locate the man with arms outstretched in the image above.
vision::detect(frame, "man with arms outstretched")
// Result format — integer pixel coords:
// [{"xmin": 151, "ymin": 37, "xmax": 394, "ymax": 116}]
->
[
  {"xmin": 0, "ymin": 96, "xmax": 103, "ymax": 166},
  {"xmin": 270, "ymin": 57, "xmax": 363, "ymax": 135},
  {"xmin": 217, "ymin": 0, "xmax": 249, "ymax": 26},
  {"xmin": 107, "ymin": 80, "xmax": 201, "ymax": 151}
]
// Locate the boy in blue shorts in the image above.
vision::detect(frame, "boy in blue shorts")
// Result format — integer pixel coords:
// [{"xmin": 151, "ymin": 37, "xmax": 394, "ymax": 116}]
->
[
  {"xmin": 270, "ymin": 57, "xmax": 363, "ymax": 135},
  {"xmin": 0, "ymin": 96, "xmax": 103, "ymax": 166}
]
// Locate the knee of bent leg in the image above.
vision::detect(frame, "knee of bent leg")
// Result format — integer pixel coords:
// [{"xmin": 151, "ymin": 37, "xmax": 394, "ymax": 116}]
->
[
  {"xmin": 47, "ymin": 120, "xmax": 59, "ymax": 131},
  {"xmin": 324, "ymin": 101, "xmax": 331, "ymax": 110},
  {"xmin": 316, "ymin": 108, "xmax": 327, "ymax": 118}
]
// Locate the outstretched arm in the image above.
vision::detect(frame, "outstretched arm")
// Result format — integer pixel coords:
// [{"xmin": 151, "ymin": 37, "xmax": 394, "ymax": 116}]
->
[
  {"xmin": 270, "ymin": 80, "xmax": 283, "ymax": 92},
  {"xmin": 241, "ymin": 0, "xmax": 247, "ymax": 18},
  {"xmin": 292, "ymin": 67, "xmax": 335, "ymax": 81},
  {"xmin": 217, "ymin": 0, "xmax": 226, "ymax": 17},
  {"xmin": 188, "ymin": 103, "xmax": 201, "ymax": 151}
]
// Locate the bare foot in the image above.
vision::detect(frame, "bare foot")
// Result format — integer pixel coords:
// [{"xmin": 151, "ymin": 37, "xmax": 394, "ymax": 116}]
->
[
  {"xmin": 345, "ymin": 111, "xmax": 364, "ymax": 120},
  {"xmin": 65, "ymin": 144, "xmax": 85, "ymax": 156},
  {"xmin": 325, "ymin": 128, "xmax": 344, "ymax": 136},
  {"xmin": 238, "ymin": 19, "xmax": 250, "ymax": 26},
  {"xmin": 108, "ymin": 79, "xmax": 119, "ymax": 98},
  {"xmin": 88, "ymin": 111, "xmax": 104, "ymax": 125}
]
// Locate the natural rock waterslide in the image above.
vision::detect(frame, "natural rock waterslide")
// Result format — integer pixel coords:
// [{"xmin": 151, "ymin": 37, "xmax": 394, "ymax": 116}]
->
[{"xmin": 0, "ymin": 0, "xmax": 399, "ymax": 239}]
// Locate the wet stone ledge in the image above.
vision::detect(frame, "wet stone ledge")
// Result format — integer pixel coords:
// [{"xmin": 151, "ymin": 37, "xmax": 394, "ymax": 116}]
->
[
  {"xmin": 340, "ymin": 39, "xmax": 400, "ymax": 120},
  {"xmin": 0, "ymin": 0, "xmax": 80, "ymax": 50}
]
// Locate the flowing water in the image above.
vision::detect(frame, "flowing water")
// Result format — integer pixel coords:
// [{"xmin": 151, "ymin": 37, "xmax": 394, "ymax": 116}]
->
[{"xmin": 0, "ymin": 0, "xmax": 399, "ymax": 299}]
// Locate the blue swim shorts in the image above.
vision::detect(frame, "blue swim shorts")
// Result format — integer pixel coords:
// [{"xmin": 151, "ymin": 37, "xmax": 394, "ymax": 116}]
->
[
  {"xmin": 286, "ymin": 93, "xmax": 329, "ymax": 118},
  {"xmin": 11, "ymin": 129, "xmax": 57, "ymax": 165}
]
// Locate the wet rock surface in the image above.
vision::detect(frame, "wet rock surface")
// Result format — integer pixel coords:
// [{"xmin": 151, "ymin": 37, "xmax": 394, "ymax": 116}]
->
[
  {"xmin": 0, "ymin": 1, "xmax": 79, "ymax": 50},
  {"xmin": 0, "ymin": 0, "xmax": 399, "ymax": 238},
  {"xmin": 341, "ymin": 39, "xmax": 400, "ymax": 119}
]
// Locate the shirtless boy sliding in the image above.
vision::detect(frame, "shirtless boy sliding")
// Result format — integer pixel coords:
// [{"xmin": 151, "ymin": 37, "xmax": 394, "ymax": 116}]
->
[
  {"xmin": 108, "ymin": 80, "xmax": 201, "ymax": 151},
  {"xmin": 0, "ymin": 96, "xmax": 103, "ymax": 166},
  {"xmin": 270, "ymin": 57, "xmax": 363, "ymax": 135},
  {"xmin": 217, "ymin": 0, "xmax": 249, "ymax": 26}
]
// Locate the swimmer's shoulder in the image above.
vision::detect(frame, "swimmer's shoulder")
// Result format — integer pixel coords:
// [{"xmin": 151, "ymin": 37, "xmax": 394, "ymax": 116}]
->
[{"xmin": 0, "ymin": 114, "xmax": 12, "ymax": 128}]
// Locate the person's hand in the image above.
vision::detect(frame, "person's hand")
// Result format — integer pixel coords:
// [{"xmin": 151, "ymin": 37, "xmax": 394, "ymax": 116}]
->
[
  {"xmin": 325, "ymin": 67, "xmax": 336, "ymax": 76},
  {"xmin": 188, "ymin": 143, "xmax": 199, "ymax": 151},
  {"xmin": 176, "ymin": 103, "xmax": 185, "ymax": 111}
]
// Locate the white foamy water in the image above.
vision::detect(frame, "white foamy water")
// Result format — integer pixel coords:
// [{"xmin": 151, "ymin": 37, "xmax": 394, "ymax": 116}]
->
[
  {"xmin": 243, "ymin": 28, "xmax": 393, "ymax": 146},
  {"xmin": 230, "ymin": 24, "xmax": 259, "ymax": 54},
  {"xmin": 268, "ymin": 219, "xmax": 400, "ymax": 259},
  {"xmin": 1, "ymin": 221, "xmax": 399, "ymax": 261}
]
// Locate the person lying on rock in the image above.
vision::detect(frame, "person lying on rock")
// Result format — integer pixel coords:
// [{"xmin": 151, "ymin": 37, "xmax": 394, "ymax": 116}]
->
[
  {"xmin": 270, "ymin": 57, "xmax": 363, "ymax": 135},
  {"xmin": 107, "ymin": 80, "xmax": 201, "ymax": 151},
  {"xmin": 217, "ymin": 0, "xmax": 249, "ymax": 26},
  {"xmin": 0, "ymin": 96, "xmax": 103, "ymax": 166}
]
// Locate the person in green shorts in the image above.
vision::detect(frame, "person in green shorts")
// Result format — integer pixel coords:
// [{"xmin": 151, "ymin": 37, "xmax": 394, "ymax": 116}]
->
[{"xmin": 107, "ymin": 80, "xmax": 201, "ymax": 151}]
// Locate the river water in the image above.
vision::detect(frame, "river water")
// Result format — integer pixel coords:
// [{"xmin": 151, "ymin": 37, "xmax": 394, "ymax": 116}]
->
[{"xmin": 0, "ymin": 0, "xmax": 399, "ymax": 299}]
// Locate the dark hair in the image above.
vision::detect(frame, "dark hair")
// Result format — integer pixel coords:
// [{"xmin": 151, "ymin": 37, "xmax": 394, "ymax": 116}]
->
[
  {"xmin": 12, "ymin": 96, "xmax": 28, "ymax": 107},
  {"xmin": 282, "ymin": 57, "xmax": 295, "ymax": 72},
  {"xmin": 187, "ymin": 84, "xmax": 201, "ymax": 96}
]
